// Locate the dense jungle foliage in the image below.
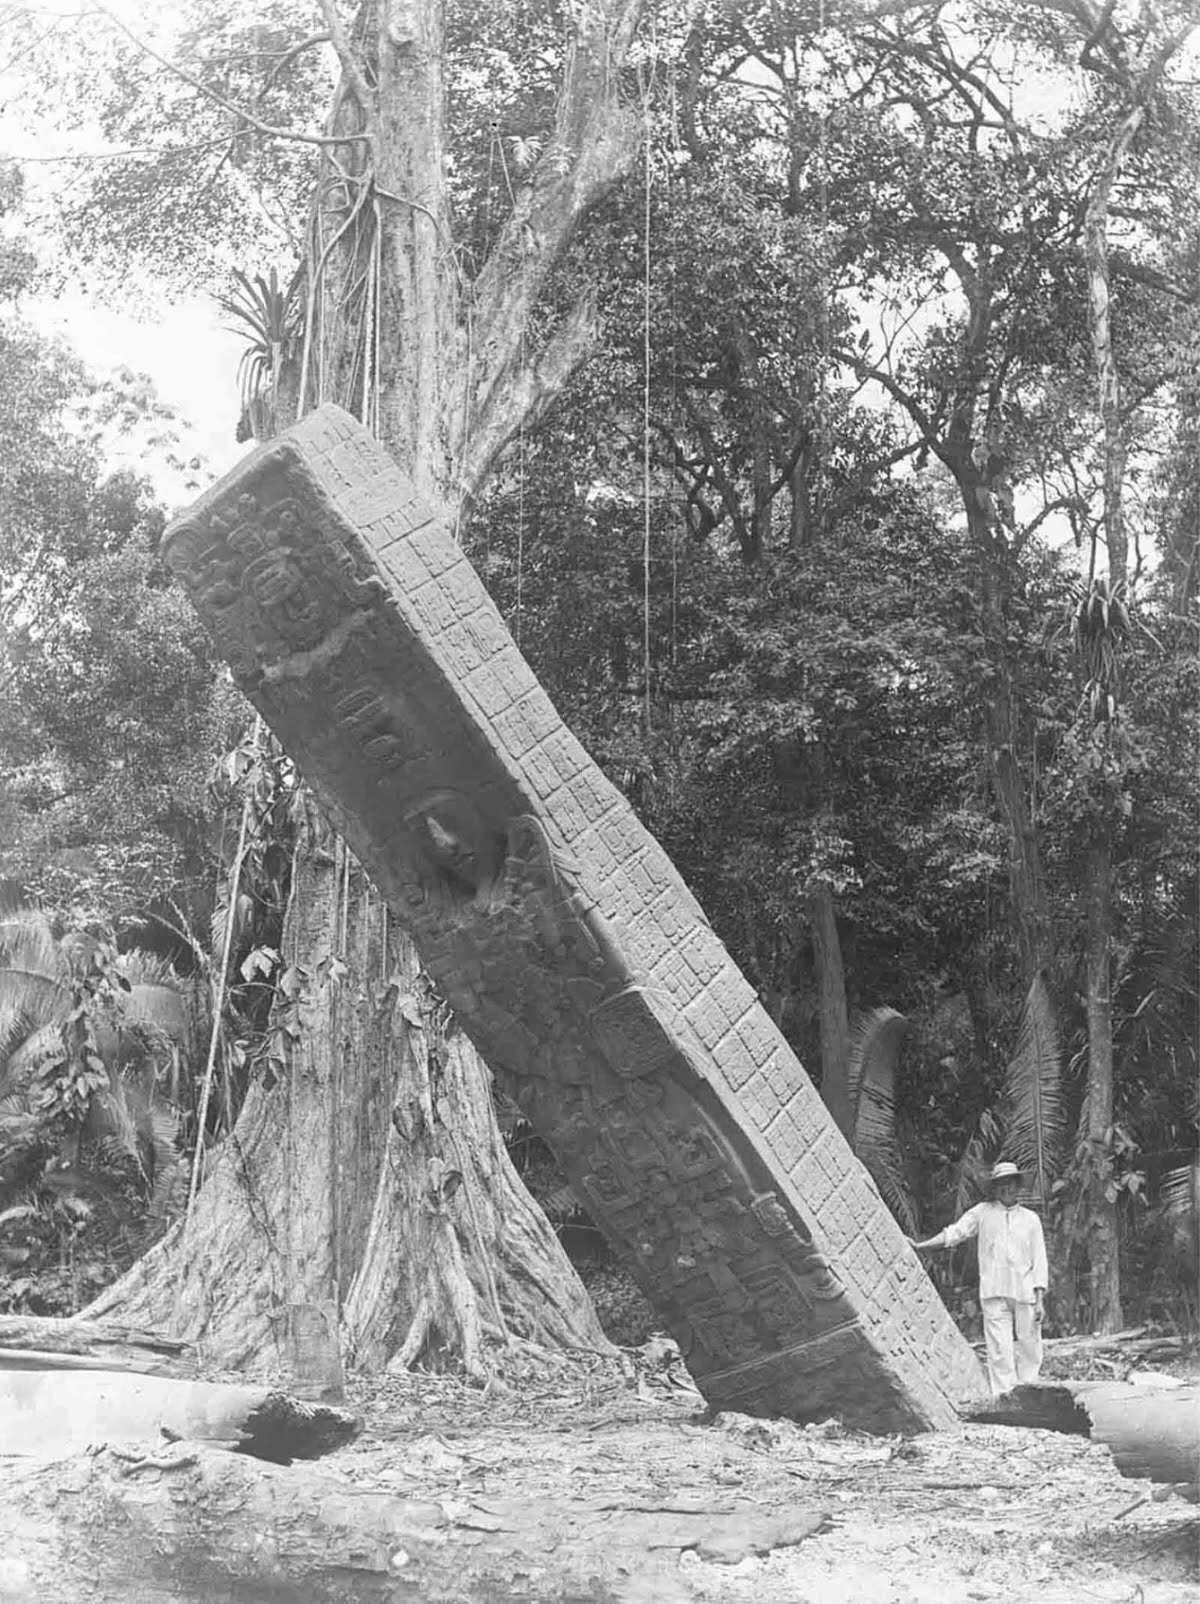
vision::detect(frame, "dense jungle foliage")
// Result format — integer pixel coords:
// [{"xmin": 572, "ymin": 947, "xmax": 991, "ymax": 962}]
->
[{"xmin": 0, "ymin": 0, "xmax": 1196, "ymax": 1342}]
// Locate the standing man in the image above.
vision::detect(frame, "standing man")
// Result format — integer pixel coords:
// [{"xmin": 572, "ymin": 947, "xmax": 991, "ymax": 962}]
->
[{"xmin": 909, "ymin": 1160, "xmax": 1048, "ymax": 1398}]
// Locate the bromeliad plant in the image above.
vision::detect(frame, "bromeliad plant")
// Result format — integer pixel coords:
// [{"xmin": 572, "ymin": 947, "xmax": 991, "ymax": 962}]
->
[
  {"xmin": 1072, "ymin": 576, "xmax": 1131, "ymax": 727},
  {"xmin": 216, "ymin": 265, "xmax": 302, "ymax": 442}
]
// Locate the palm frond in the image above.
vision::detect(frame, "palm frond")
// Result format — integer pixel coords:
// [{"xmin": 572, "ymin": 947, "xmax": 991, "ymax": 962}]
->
[
  {"xmin": 94, "ymin": 1083, "xmax": 143, "ymax": 1175},
  {"xmin": 0, "ymin": 909, "xmax": 61, "ymax": 965},
  {"xmin": 122, "ymin": 980, "xmax": 191, "ymax": 1045},
  {"xmin": 847, "ymin": 1007, "xmax": 908, "ymax": 1133},
  {"xmin": 147, "ymin": 1142, "xmax": 187, "ymax": 1229},
  {"xmin": 1118, "ymin": 912, "xmax": 1197, "ymax": 1087},
  {"xmin": 539, "ymin": 1182, "xmax": 592, "ymax": 1224},
  {"xmin": 1000, "ymin": 975, "xmax": 1065, "ymax": 1205},
  {"xmin": 956, "ymin": 1106, "xmax": 1004, "ymax": 1215},
  {"xmin": 116, "ymin": 950, "xmax": 183, "ymax": 987},
  {"xmin": 0, "ymin": 923, "xmax": 68, "ymax": 1028},
  {"xmin": 0, "ymin": 969, "xmax": 70, "ymax": 1035},
  {"xmin": 3, "ymin": 1021, "xmax": 67, "ymax": 1094},
  {"xmin": 1161, "ymin": 1162, "xmax": 1199, "ymax": 1220},
  {"xmin": 0, "ymin": 1090, "xmax": 41, "ymax": 1152},
  {"xmin": 0, "ymin": 1003, "xmax": 56, "ymax": 1079},
  {"xmin": 0, "ymin": 1085, "xmax": 36, "ymax": 1119},
  {"xmin": 141, "ymin": 1099, "xmax": 182, "ymax": 1170},
  {"xmin": 0, "ymin": 911, "xmax": 72, "ymax": 1080},
  {"xmin": 847, "ymin": 1007, "xmax": 919, "ymax": 1233},
  {"xmin": 115, "ymin": 949, "xmax": 194, "ymax": 1061}
]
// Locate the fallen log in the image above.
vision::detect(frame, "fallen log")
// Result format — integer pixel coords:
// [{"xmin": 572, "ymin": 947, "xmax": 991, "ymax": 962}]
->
[
  {"xmin": 0, "ymin": 1313, "xmax": 196, "ymax": 1376},
  {"xmin": 0, "ymin": 1442, "xmax": 830, "ymax": 1603},
  {"xmin": 963, "ymin": 1379, "xmax": 1199, "ymax": 1490},
  {"xmin": 0, "ymin": 1368, "xmax": 359, "ymax": 1463},
  {"xmin": 1042, "ymin": 1329, "xmax": 1184, "ymax": 1365},
  {"xmin": 963, "ymin": 1383, "xmax": 1093, "ymax": 1436},
  {"xmin": 1077, "ymin": 1382, "xmax": 1199, "ymax": 1488}
]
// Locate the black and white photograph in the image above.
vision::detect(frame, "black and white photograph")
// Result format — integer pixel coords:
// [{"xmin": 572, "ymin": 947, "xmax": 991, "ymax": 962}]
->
[{"xmin": 0, "ymin": 2, "xmax": 1196, "ymax": 1599}]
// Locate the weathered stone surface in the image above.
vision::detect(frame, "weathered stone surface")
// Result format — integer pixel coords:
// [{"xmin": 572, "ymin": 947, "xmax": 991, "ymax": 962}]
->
[{"xmin": 163, "ymin": 406, "xmax": 985, "ymax": 1432}]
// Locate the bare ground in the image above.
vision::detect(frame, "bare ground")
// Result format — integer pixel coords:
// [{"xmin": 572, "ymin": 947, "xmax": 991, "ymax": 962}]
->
[
  {"xmin": 2, "ymin": 1333, "xmax": 1196, "ymax": 1600},
  {"xmin": 329, "ymin": 1341, "xmax": 1199, "ymax": 1604}
]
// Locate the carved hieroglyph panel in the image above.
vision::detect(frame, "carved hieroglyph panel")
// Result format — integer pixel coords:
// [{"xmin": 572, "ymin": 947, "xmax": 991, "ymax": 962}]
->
[{"xmin": 163, "ymin": 406, "xmax": 985, "ymax": 1432}]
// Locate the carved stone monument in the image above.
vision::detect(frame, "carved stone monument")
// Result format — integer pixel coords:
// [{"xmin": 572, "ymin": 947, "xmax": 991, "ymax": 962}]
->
[{"xmin": 164, "ymin": 406, "xmax": 984, "ymax": 1432}]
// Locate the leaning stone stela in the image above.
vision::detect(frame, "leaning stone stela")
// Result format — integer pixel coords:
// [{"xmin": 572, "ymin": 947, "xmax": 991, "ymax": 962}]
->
[{"xmin": 163, "ymin": 406, "xmax": 985, "ymax": 1432}]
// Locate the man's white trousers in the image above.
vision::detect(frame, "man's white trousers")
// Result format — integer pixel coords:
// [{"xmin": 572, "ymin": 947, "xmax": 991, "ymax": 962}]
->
[{"xmin": 980, "ymin": 1296, "xmax": 1042, "ymax": 1397}]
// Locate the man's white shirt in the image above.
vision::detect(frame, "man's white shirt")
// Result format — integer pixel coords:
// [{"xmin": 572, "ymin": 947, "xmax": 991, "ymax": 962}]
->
[{"xmin": 940, "ymin": 1201, "xmax": 1048, "ymax": 1302}]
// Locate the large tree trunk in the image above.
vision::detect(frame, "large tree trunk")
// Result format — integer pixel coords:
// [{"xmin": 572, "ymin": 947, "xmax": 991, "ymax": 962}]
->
[
  {"xmin": 91, "ymin": 3, "xmax": 645, "ymax": 1377},
  {"xmin": 340, "ymin": 959, "xmax": 614, "ymax": 1376},
  {"xmin": 982, "ymin": 691, "xmax": 1052, "ymax": 983},
  {"xmin": 304, "ymin": 0, "xmax": 641, "ymax": 1372},
  {"xmin": 1078, "ymin": 836, "xmax": 1123, "ymax": 1334},
  {"xmin": 87, "ymin": 814, "xmax": 609, "ymax": 1377},
  {"xmin": 309, "ymin": 0, "xmax": 644, "ymax": 507},
  {"xmin": 966, "ymin": 503, "xmax": 1053, "ymax": 985},
  {"xmin": 808, "ymin": 882, "xmax": 852, "ymax": 1138},
  {"xmin": 86, "ymin": 818, "xmax": 386, "ymax": 1372},
  {"xmin": 1065, "ymin": 51, "xmax": 1183, "ymax": 1334}
]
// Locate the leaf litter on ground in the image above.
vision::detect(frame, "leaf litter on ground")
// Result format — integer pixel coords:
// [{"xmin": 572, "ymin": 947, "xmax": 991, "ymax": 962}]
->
[{"xmin": 325, "ymin": 1333, "xmax": 1199, "ymax": 1602}]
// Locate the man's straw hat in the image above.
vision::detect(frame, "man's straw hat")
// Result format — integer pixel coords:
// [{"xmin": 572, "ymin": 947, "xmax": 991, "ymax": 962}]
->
[{"xmin": 989, "ymin": 1161, "xmax": 1022, "ymax": 1183}]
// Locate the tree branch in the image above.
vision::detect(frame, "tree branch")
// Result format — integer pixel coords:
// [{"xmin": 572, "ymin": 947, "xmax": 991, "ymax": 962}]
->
[
  {"xmin": 1017, "ymin": 494, "xmax": 1089, "ymax": 548},
  {"xmin": 870, "ymin": 31, "xmax": 1024, "ymax": 147},
  {"xmin": 264, "ymin": 33, "xmax": 332, "ymax": 87},
  {"xmin": 851, "ymin": 357, "xmax": 941, "ymax": 455},
  {"xmin": 98, "ymin": 7, "xmax": 368, "ymax": 149},
  {"xmin": 651, "ymin": 420, "xmax": 723, "ymax": 536},
  {"xmin": 313, "ymin": 0, "xmax": 376, "ymax": 141},
  {"xmin": 464, "ymin": 0, "xmax": 644, "ymax": 466},
  {"xmin": 13, "ymin": 140, "xmax": 233, "ymax": 165},
  {"xmin": 1078, "ymin": 18, "xmax": 1193, "ymax": 585},
  {"xmin": 678, "ymin": 396, "xmax": 755, "ymax": 558},
  {"xmin": 456, "ymin": 295, "xmax": 601, "ymax": 503}
]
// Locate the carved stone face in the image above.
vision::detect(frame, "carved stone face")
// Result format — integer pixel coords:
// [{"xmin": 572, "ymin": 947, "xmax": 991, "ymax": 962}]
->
[
  {"xmin": 402, "ymin": 790, "xmax": 499, "ymax": 900},
  {"xmin": 242, "ymin": 550, "xmax": 304, "ymax": 609},
  {"xmin": 422, "ymin": 813, "xmax": 482, "ymax": 893}
]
